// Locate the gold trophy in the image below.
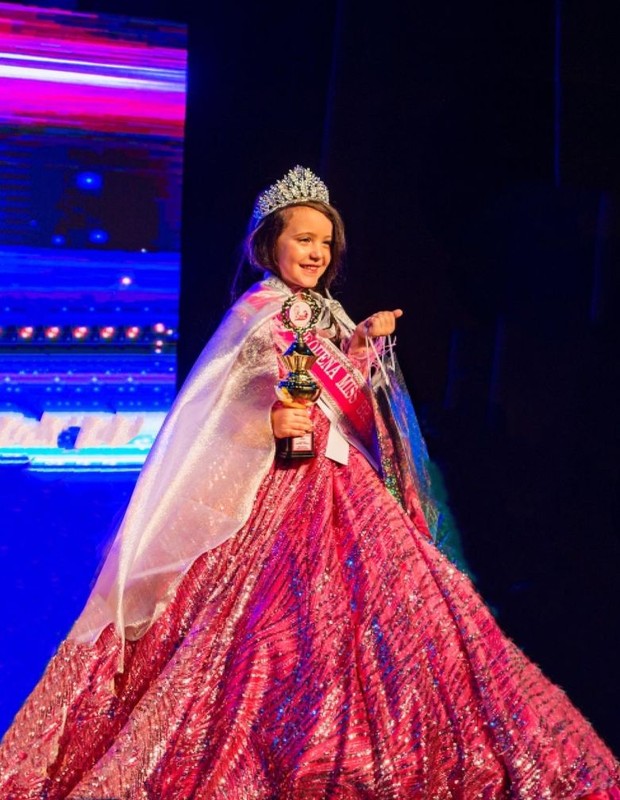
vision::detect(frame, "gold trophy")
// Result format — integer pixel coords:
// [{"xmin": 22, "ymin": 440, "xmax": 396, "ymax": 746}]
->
[{"xmin": 275, "ymin": 292, "xmax": 322, "ymax": 459}]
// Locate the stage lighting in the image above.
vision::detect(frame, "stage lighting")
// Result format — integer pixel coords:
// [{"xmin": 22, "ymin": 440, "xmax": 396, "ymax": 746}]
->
[
  {"xmin": 77, "ymin": 171, "xmax": 103, "ymax": 191},
  {"xmin": 125, "ymin": 326, "xmax": 141, "ymax": 340},
  {"xmin": 18, "ymin": 326, "xmax": 35, "ymax": 339},
  {"xmin": 72, "ymin": 326, "xmax": 91, "ymax": 340},
  {"xmin": 120, "ymin": 275, "xmax": 133, "ymax": 286},
  {"xmin": 89, "ymin": 229, "xmax": 109, "ymax": 244},
  {"xmin": 45, "ymin": 326, "xmax": 62, "ymax": 339},
  {"xmin": 99, "ymin": 326, "xmax": 116, "ymax": 340}
]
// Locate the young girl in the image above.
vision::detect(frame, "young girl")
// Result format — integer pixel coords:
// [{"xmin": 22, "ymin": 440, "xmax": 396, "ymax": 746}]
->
[{"xmin": 1, "ymin": 166, "xmax": 618, "ymax": 798}]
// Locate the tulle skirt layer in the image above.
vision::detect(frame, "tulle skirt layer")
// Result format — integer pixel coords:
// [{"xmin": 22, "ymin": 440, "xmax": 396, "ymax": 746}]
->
[{"xmin": 1, "ymin": 417, "xmax": 618, "ymax": 798}]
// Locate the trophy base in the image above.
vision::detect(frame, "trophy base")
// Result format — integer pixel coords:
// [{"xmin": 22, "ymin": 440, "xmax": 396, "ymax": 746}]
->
[{"xmin": 277, "ymin": 431, "xmax": 315, "ymax": 460}]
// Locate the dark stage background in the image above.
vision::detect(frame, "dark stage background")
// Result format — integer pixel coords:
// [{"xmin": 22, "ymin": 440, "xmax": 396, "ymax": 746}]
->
[{"xmin": 10, "ymin": 0, "xmax": 620, "ymax": 753}]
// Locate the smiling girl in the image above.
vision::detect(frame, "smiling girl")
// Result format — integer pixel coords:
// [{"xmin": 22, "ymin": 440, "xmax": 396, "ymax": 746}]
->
[{"xmin": 1, "ymin": 166, "xmax": 618, "ymax": 799}]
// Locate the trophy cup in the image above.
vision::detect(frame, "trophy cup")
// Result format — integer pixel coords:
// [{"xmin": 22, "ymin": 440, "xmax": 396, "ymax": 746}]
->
[{"xmin": 275, "ymin": 292, "xmax": 322, "ymax": 459}]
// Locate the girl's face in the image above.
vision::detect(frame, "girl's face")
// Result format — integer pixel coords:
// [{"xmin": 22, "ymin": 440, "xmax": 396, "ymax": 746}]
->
[{"xmin": 274, "ymin": 206, "xmax": 332, "ymax": 290}]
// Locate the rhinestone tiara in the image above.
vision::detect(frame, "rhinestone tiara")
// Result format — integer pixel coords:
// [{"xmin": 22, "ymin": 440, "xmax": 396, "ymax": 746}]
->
[{"xmin": 251, "ymin": 165, "xmax": 330, "ymax": 228}]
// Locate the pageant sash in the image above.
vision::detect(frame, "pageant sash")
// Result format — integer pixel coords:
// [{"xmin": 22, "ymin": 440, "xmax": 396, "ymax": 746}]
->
[{"xmin": 277, "ymin": 325, "xmax": 377, "ymax": 458}]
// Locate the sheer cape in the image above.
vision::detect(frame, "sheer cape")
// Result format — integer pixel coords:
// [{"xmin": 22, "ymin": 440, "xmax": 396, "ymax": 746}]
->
[{"xmin": 69, "ymin": 277, "xmax": 437, "ymax": 657}]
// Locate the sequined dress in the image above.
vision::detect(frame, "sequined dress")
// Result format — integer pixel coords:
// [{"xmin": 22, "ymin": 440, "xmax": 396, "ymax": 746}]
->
[{"xmin": 0, "ymin": 286, "xmax": 618, "ymax": 799}]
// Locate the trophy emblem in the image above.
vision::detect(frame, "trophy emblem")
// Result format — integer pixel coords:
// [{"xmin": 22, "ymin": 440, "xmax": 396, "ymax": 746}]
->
[{"xmin": 275, "ymin": 292, "xmax": 322, "ymax": 459}]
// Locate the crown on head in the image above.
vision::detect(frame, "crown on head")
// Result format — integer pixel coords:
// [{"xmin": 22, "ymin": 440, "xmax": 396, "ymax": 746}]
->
[{"xmin": 251, "ymin": 165, "xmax": 330, "ymax": 228}]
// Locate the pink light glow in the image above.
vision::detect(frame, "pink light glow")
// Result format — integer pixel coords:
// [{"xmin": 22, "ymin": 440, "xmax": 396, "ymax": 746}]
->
[
  {"xmin": 72, "ymin": 326, "xmax": 90, "ymax": 339},
  {"xmin": 0, "ymin": 4, "xmax": 187, "ymax": 136}
]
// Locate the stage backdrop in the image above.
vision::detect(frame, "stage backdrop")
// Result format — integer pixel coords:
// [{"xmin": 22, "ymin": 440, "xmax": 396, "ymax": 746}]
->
[{"xmin": 0, "ymin": 1, "xmax": 186, "ymax": 735}]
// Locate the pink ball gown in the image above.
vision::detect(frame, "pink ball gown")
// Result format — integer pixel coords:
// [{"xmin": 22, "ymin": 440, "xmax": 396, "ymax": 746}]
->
[{"xmin": 0, "ymin": 279, "xmax": 618, "ymax": 798}]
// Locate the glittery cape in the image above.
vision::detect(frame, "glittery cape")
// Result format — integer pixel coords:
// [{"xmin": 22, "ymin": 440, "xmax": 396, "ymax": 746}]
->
[
  {"xmin": 70, "ymin": 279, "xmax": 286, "ymax": 647},
  {"xmin": 69, "ymin": 276, "xmax": 437, "ymax": 652}
]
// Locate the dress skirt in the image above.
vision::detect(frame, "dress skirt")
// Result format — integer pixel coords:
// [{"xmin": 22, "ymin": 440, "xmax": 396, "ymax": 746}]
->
[{"xmin": 0, "ymin": 414, "xmax": 618, "ymax": 799}]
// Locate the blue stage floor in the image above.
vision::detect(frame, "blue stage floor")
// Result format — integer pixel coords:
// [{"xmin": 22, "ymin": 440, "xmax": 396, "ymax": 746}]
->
[{"xmin": 0, "ymin": 465, "xmax": 139, "ymax": 737}]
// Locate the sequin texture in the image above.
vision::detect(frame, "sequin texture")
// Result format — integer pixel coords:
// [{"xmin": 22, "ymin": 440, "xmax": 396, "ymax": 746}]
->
[{"xmin": 0, "ymin": 412, "xmax": 618, "ymax": 798}]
